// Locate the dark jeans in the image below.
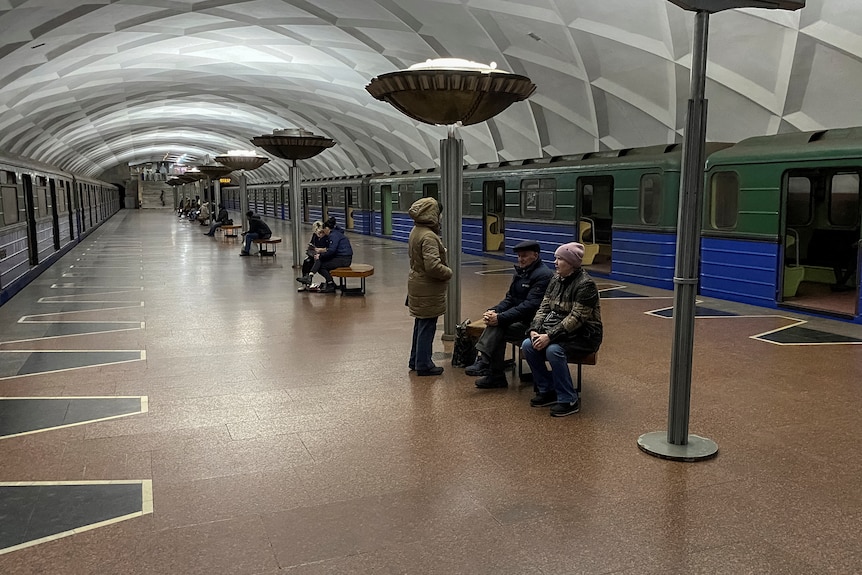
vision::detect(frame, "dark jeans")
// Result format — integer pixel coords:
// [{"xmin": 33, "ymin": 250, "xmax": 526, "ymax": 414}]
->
[
  {"xmin": 475, "ymin": 320, "xmax": 529, "ymax": 375},
  {"xmin": 410, "ymin": 316, "xmax": 439, "ymax": 372},
  {"xmin": 310, "ymin": 256, "xmax": 352, "ymax": 284}
]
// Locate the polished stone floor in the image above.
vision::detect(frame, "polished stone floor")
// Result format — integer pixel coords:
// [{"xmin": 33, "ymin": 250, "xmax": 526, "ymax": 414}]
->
[{"xmin": 0, "ymin": 209, "xmax": 861, "ymax": 574}]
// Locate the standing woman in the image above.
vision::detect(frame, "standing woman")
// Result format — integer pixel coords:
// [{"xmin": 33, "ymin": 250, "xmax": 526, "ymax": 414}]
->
[{"xmin": 407, "ymin": 198, "xmax": 452, "ymax": 377}]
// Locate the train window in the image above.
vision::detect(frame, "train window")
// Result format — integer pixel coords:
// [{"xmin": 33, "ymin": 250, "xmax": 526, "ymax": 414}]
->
[
  {"xmin": 398, "ymin": 183, "xmax": 419, "ymax": 210},
  {"xmin": 829, "ymin": 173, "xmax": 860, "ymax": 227},
  {"xmin": 710, "ymin": 171, "xmax": 739, "ymax": 229},
  {"xmin": 640, "ymin": 174, "xmax": 662, "ymax": 225},
  {"xmin": 36, "ymin": 185, "xmax": 48, "ymax": 216},
  {"xmin": 2, "ymin": 184, "xmax": 19, "ymax": 225},
  {"xmin": 520, "ymin": 178, "xmax": 555, "ymax": 218},
  {"xmin": 462, "ymin": 180, "xmax": 473, "ymax": 214},
  {"xmin": 0, "ymin": 171, "xmax": 15, "ymax": 185},
  {"xmin": 423, "ymin": 183, "xmax": 438, "ymax": 200},
  {"xmin": 786, "ymin": 176, "xmax": 812, "ymax": 226}
]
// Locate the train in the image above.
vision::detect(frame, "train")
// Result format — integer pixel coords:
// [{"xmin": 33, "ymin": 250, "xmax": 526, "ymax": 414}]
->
[
  {"xmin": 0, "ymin": 152, "xmax": 120, "ymax": 305},
  {"xmin": 219, "ymin": 126, "xmax": 862, "ymax": 324}
]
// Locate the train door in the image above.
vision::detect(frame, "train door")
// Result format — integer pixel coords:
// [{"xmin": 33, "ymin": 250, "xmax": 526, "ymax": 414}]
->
[
  {"xmin": 482, "ymin": 180, "xmax": 505, "ymax": 252},
  {"xmin": 22, "ymin": 174, "xmax": 38, "ymax": 265},
  {"xmin": 302, "ymin": 187, "xmax": 310, "ymax": 222},
  {"xmin": 577, "ymin": 176, "xmax": 614, "ymax": 273},
  {"xmin": 345, "ymin": 186, "xmax": 355, "ymax": 230},
  {"xmin": 779, "ymin": 169, "xmax": 860, "ymax": 317},
  {"xmin": 49, "ymin": 179, "xmax": 60, "ymax": 250},
  {"xmin": 381, "ymin": 185, "xmax": 393, "ymax": 235}
]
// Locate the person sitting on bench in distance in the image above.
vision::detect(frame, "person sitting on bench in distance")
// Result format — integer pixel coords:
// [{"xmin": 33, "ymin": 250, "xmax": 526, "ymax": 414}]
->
[
  {"xmin": 522, "ymin": 242, "xmax": 603, "ymax": 417},
  {"xmin": 239, "ymin": 210, "xmax": 272, "ymax": 256},
  {"xmin": 296, "ymin": 220, "xmax": 329, "ymax": 291},
  {"xmin": 466, "ymin": 240, "xmax": 553, "ymax": 389},
  {"xmin": 204, "ymin": 203, "xmax": 231, "ymax": 236},
  {"xmin": 297, "ymin": 216, "xmax": 352, "ymax": 293}
]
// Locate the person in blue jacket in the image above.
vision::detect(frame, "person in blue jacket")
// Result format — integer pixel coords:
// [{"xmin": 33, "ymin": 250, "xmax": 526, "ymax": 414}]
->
[
  {"xmin": 298, "ymin": 217, "xmax": 352, "ymax": 293},
  {"xmin": 466, "ymin": 240, "xmax": 553, "ymax": 389}
]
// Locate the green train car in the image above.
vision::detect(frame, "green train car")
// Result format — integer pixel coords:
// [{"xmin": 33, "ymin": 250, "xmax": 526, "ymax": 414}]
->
[{"xmin": 702, "ymin": 128, "xmax": 861, "ymax": 322}]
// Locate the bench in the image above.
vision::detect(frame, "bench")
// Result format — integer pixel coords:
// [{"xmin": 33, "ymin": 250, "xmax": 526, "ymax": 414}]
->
[
  {"xmin": 252, "ymin": 237, "xmax": 282, "ymax": 256},
  {"xmin": 220, "ymin": 224, "xmax": 242, "ymax": 238},
  {"xmin": 466, "ymin": 319, "xmax": 597, "ymax": 392},
  {"xmin": 330, "ymin": 264, "xmax": 374, "ymax": 295}
]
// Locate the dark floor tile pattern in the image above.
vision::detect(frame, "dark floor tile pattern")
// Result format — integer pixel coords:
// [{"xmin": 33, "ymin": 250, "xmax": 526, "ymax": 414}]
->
[
  {"xmin": 0, "ymin": 398, "xmax": 143, "ymax": 437},
  {"xmin": 755, "ymin": 325, "xmax": 862, "ymax": 344},
  {"xmin": 0, "ymin": 483, "xmax": 144, "ymax": 552}
]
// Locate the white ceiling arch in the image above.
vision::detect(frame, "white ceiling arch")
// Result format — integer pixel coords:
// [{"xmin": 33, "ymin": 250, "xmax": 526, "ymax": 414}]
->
[{"xmin": 0, "ymin": 0, "xmax": 858, "ymax": 181}]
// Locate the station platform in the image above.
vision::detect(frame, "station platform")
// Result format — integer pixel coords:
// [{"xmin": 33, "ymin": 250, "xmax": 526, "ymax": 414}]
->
[{"xmin": 1, "ymin": 209, "xmax": 861, "ymax": 574}]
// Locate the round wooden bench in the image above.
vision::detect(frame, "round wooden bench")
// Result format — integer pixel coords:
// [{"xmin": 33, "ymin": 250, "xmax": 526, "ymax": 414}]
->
[
  {"xmin": 252, "ymin": 237, "xmax": 282, "ymax": 256},
  {"xmin": 330, "ymin": 264, "xmax": 374, "ymax": 295},
  {"xmin": 220, "ymin": 224, "xmax": 242, "ymax": 238}
]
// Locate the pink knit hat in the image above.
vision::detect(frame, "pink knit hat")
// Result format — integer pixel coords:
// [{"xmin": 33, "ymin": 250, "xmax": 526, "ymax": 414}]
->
[{"xmin": 554, "ymin": 242, "xmax": 585, "ymax": 268}]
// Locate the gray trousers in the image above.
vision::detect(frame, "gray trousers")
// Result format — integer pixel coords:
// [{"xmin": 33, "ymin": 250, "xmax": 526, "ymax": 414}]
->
[{"xmin": 475, "ymin": 320, "xmax": 529, "ymax": 375}]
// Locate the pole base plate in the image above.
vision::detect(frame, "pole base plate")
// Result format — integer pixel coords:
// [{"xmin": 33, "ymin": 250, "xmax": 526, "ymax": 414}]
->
[{"xmin": 637, "ymin": 431, "xmax": 718, "ymax": 462}]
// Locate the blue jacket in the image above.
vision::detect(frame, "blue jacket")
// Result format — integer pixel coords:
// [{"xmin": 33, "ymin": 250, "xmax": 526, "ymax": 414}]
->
[
  {"xmin": 320, "ymin": 226, "xmax": 353, "ymax": 261},
  {"xmin": 491, "ymin": 257, "xmax": 553, "ymax": 327}
]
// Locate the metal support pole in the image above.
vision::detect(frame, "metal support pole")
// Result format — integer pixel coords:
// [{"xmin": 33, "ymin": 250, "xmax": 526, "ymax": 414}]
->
[
  {"xmin": 289, "ymin": 160, "xmax": 304, "ymax": 269},
  {"xmin": 639, "ymin": 9, "xmax": 717, "ymax": 462},
  {"xmin": 240, "ymin": 171, "xmax": 249, "ymax": 229},
  {"xmin": 441, "ymin": 127, "xmax": 463, "ymax": 340}
]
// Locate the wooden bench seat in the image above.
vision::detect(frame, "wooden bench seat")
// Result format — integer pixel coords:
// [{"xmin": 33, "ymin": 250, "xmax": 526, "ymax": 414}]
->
[
  {"xmin": 252, "ymin": 236, "xmax": 282, "ymax": 256},
  {"xmin": 220, "ymin": 224, "xmax": 242, "ymax": 238},
  {"xmin": 330, "ymin": 264, "xmax": 374, "ymax": 295}
]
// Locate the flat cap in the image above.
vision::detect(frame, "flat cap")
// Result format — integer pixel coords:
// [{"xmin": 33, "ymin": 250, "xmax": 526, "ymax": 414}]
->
[{"xmin": 513, "ymin": 240, "xmax": 541, "ymax": 253}]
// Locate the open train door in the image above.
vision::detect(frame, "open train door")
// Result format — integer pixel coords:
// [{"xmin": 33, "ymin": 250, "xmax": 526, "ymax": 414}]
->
[
  {"xmin": 483, "ymin": 180, "xmax": 504, "ymax": 252},
  {"xmin": 779, "ymin": 170, "xmax": 860, "ymax": 318},
  {"xmin": 345, "ymin": 186, "xmax": 355, "ymax": 230},
  {"xmin": 21, "ymin": 174, "xmax": 38, "ymax": 265},
  {"xmin": 577, "ymin": 176, "xmax": 614, "ymax": 275}
]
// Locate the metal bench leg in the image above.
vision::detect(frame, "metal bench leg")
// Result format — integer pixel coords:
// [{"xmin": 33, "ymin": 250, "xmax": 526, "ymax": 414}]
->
[{"xmin": 576, "ymin": 363, "xmax": 582, "ymax": 394}]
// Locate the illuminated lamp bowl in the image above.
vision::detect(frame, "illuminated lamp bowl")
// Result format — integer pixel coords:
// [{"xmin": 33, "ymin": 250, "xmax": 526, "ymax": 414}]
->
[
  {"xmin": 214, "ymin": 155, "xmax": 270, "ymax": 171},
  {"xmin": 251, "ymin": 133, "xmax": 336, "ymax": 161},
  {"xmin": 366, "ymin": 69, "xmax": 536, "ymax": 126}
]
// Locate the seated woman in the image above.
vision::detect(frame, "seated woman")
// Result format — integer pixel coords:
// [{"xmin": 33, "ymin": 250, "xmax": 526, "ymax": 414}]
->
[
  {"xmin": 297, "ymin": 220, "xmax": 328, "ymax": 291},
  {"xmin": 296, "ymin": 217, "xmax": 352, "ymax": 293}
]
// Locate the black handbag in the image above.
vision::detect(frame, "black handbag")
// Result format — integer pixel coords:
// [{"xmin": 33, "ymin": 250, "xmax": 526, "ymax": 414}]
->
[{"xmin": 451, "ymin": 319, "xmax": 477, "ymax": 367}]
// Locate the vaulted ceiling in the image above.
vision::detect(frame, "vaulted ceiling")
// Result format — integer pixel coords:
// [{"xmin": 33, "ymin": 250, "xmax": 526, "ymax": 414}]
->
[{"xmin": 0, "ymin": 0, "xmax": 857, "ymax": 182}]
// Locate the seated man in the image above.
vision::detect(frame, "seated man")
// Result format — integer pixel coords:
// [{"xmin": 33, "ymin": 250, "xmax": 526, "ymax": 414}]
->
[
  {"xmin": 466, "ymin": 240, "xmax": 553, "ymax": 389},
  {"xmin": 522, "ymin": 242, "xmax": 603, "ymax": 417},
  {"xmin": 204, "ymin": 203, "xmax": 231, "ymax": 236},
  {"xmin": 297, "ymin": 217, "xmax": 352, "ymax": 293},
  {"xmin": 239, "ymin": 210, "xmax": 272, "ymax": 256}
]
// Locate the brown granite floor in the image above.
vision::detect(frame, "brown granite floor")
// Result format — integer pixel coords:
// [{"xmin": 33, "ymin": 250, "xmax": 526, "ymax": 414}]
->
[{"xmin": 1, "ymin": 209, "xmax": 861, "ymax": 574}]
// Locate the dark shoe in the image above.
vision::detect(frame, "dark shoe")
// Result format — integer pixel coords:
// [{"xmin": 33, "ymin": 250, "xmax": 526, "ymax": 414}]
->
[
  {"xmin": 312, "ymin": 283, "xmax": 336, "ymax": 294},
  {"xmin": 475, "ymin": 374, "xmax": 508, "ymax": 389},
  {"xmin": 239, "ymin": 251, "xmax": 251, "ymax": 256},
  {"xmin": 530, "ymin": 391, "xmax": 557, "ymax": 408},
  {"xmin": 296, "ymin": 275, "xmax": 312, "ymax": 285},
  {"xmin": 550, "ymin": 399, "xmax": 580, "ymax": 417},
  {"xmin": 464, "ymin": 358, "xmax": 490, "ymax": 376},
  {"xmin": 417, "ymin": 366, "xmax": 444, "ymax": 377}
]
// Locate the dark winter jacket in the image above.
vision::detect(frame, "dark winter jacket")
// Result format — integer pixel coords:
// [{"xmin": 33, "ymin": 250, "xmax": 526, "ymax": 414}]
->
[
  {"xmin": 530, "ymin": 267, "xmax": 603, "ymax": 355},
  {"xmin": 247, "ymin": 215, "xmax": 272, "ymax": 238},
  {"xmin": 319, "ymin": 226, "xmax": 352, "ymax": 262},
  {"xmin": 491, "ymin": 257, "xmax": 553, "ymax": 327},
  {"xmin": 215, "ymin": 208, "xmax": 229, "ymax": 224}
]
